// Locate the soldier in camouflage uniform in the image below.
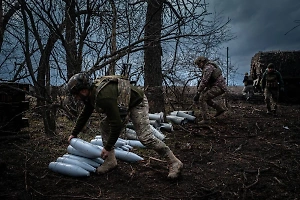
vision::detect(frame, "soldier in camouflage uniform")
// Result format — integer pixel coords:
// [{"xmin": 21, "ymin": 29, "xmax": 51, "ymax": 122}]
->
[
  {"xmin": 242, "ymin": 72, "xmax": 254, "ymax": 101},
  {"xmin": 193, "ymin": 56, "xmax": 228, "ymax": 124},
  {"xmin": 261, "ymin": 63, "xmax": 284, "ymax": 114},
  {"xmin": 67, "ymin": 73, "xmax": 183, "ymax": 179}
]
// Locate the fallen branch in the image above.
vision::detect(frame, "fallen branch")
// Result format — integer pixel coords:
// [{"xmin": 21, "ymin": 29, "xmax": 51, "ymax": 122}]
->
[
  {"xmin": 255, "ymin": 122, "xmax": 261, "ymax": 130},
  {"xmin": 243, "ymin": 167, "xmax": 270, "ymax": 174},
  {"xmin": 243, "ymin": 171, "xmax": 247, "ymax": 181},
  {"xmin": 233, "ymin": 141, "xmax": 248, "ymax": 153},
  {"xmin": 253, "ymin": 108, "xmax": 262, "ymax": 112},
  {"xmin": 129, "ymin": 165, "xmax": 136, "ymax": 177},
  {"xmin": 234, "ymin": 144, "xmax": 243, "ymax": 153},
  {"xmin": 274, "ymin": 177, "xmax": 285, "ymax": 185},
  {"xmin": 244, "ymin": 168, "xmax": 260, "ymax": 189},
  {"xmin": 179, "ymin": 124, "xmax": 216, "ymax": 136},
  {"xmin": 207, "ymin": 142, "xmax": 213, "ymax": 154},
  {"xmin": 148, "ymin": 156, "xmax": 166, "ymax": 163}
]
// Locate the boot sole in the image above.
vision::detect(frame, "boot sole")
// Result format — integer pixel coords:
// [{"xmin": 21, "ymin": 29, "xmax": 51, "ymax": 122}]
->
[
  {"xmin": 214, "ymin": 110, "xmax": 226, "ymax": 117},
  {"xmin": 96, "ymin": 165, "xmax": 117, "ymax": 174},
  {"xmin": 167, "ymin": 163, "xmax": 183, "ymax": 179}
]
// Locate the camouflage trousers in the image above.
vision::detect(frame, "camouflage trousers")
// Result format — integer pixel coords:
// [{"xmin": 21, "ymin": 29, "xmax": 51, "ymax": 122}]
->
[
  {"xmin": 264, "ymin": 88, "xmax": 279, "ymax": 111},
  {"xmin": 100, "ymin": 95, "xmax": 170, "ymax": 153},
  {"xmin": 199, "ymin": 86, "xmax": 225, "ymax": 120},
  {"xmin": 242, "ymin": 85, "xmax": 254, "ymax": 99}
]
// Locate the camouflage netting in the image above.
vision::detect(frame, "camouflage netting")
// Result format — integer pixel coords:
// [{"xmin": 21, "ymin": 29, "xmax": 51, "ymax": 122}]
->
[{"xmin": 250, "ymin": 50, "xmax": 300, "ymax": 79}]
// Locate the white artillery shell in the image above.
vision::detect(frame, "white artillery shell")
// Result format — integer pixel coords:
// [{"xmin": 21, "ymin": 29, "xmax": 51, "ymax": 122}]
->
[
  {"xmin": 56, "ymin": 157, "xmax": 96, "ymax": 172},
  {"xmin": 48, "ymin": 162, "xmax": 90, "ymax": 177}
]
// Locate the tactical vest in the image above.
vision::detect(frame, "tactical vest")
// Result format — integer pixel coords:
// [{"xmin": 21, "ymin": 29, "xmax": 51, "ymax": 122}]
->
[
  {"xmin": 265, "ymin": 72, "xmax": 278, "ymax": 88},
  {"xmin": 207, "ymin": 62, "xmax": 222, "ymax": 84},
  {"xmin": 93, "ymin": 75, "xmax": 131, "ymax": 113},
  {"xmin": 247, "ymin": 76, "xmax": 253, "ymax": 86}
]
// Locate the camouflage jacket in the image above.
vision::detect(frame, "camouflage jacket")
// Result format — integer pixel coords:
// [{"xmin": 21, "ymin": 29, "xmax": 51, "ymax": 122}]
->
[
  {"xmin": 72, "ymin": 77, "xmax": 144, "ymax": 151},
  {"xmin": 243, "ymin": 75, "xmax": 253, "ymax": 86},
  {"xmin": 261, "ymin": 69, "xmax": 284, "ymax": 89},
  {"xmin": 197, "ymin": 62, "xmax": 228, "ymax": 93}
]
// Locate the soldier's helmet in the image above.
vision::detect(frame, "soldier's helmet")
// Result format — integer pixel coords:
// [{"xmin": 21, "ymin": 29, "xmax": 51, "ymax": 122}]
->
[
  {"xmin": 245, "ymin": 72, "xmax": 249, "ymax": 76},
  {"xmin": 67, "ymin": 73, "xmax": 92, "ymax": 95},
  {"xmin": 194, "ymin": 56, "xmax": 209, "ymax": 65},
  {"xmin": 267, "ymin": 63, "xmax": 275, "ymax": 69}
]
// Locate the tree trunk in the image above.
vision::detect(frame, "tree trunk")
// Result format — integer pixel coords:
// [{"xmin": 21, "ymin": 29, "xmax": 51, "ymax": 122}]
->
[
  {"xmin": 108, "ymin": 0, "xmax": 117, "ymax": 75},
  {"xmin": 0, "ymin": 2, "xmax": 20, "ymax": 52},
  {"xmin": 21, "ymin": 0, "xmax": 59, "ymax": 137},
  {"xmin": 144, "ymin": 0, "xmax": 165, "ymax": 114},
  {"xmin": 65, "ymin": 0, "xmax": 80, "ymax": 79},
  {"xmin": 65, "ymin": 0, "xmax": 81, "ymax": 118}
]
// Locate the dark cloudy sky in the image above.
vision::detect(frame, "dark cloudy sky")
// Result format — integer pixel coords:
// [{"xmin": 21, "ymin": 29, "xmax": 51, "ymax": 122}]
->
[{"xmin": 208, "ymin": 0, "xmax": 300, "ymax": 85}]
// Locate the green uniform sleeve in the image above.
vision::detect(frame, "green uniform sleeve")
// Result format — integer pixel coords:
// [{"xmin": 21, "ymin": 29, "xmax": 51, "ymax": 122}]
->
[
  {"xmin": 97, "ymin": 98, "xmax": 123, "ymax": 151},
  {"xmin": 71, "ymin": 102, "xmax": 94, "ymax": 137}
]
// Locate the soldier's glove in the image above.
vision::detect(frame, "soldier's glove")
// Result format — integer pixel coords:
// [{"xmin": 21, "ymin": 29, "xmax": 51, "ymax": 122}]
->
[{"xmin": 193, "ymin": 92, "xmax": 200, "ymax": 103}]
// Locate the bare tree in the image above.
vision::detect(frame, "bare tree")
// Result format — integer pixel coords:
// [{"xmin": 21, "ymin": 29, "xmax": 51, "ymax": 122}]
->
[
  {"xmin": 144, "ymin": 0, "xmax": 164, "ymax": 113},
  {"xmin": 107, "ymin": 0, "xmax": 117, "ymax": 75},
  {"xmin": 18, "ymin": 0, "xmax": 59, "ymax": 136},
  {"xmin": 1, "ymin": 0, "xmax": 234, "ymax": 136},
  {"xmin": 0, "ymin": 0, "xmax": 20, "ymax": 52},
  {"xmin": 65, "ymin": 0, "xmax": 81, "ymax": 78}
]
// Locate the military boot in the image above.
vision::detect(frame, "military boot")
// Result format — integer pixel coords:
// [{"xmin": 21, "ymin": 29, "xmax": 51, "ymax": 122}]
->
[
  {"xmin": 166, "ymin": 150, "xmax": 183, "ymax": 179},
  {"xmin": 153, "ymin": 142, "xmax": 183, "ymax": 179},
  {"xmin": 96, "ymin": 149, "xmax": 117, "ymax": 174},
  {"xmin": 199, "ymin": 112, "xmax": 210, "ymax": 124},
  {"xmin": 214, "ymin": 104, "xmax": 226, "ymax": 117}
]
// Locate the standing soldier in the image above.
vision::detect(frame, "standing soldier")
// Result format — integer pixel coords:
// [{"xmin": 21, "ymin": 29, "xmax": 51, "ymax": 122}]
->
[
  {"xmin": 242, "ymin": 72, "xmax": 254, "ymax": 101},
  {"xmin": 261, "ymin": 63, "xmax": 284, "ymax": 114},
  {"xmin": 66, "ymin": 73, "xmax": 183, "ymax": 179},
  {"xmin": 193, "ymin": 56, "xmax": 228, "ymax": 124}
]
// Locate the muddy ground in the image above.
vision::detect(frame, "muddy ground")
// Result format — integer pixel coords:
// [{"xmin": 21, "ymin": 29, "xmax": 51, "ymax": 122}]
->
[{"xmin": 0, "ymin": 87, "xmax": 299, "ymax": 200}]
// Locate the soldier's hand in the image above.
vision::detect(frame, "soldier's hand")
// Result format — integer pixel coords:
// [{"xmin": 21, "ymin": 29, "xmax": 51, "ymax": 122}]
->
[{"xmin": 68, "ymin": 135, "xmax": 76, "ymax": 143}]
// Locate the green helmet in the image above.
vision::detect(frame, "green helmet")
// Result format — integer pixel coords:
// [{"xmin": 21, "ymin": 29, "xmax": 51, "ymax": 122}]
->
[
  {"xmin": 67, "ymin": 73, "xmax": 92, "ymax": 95},
  {"xmin": 194, "ymin": 56, "xmax": 208, "ymax": 65}
]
